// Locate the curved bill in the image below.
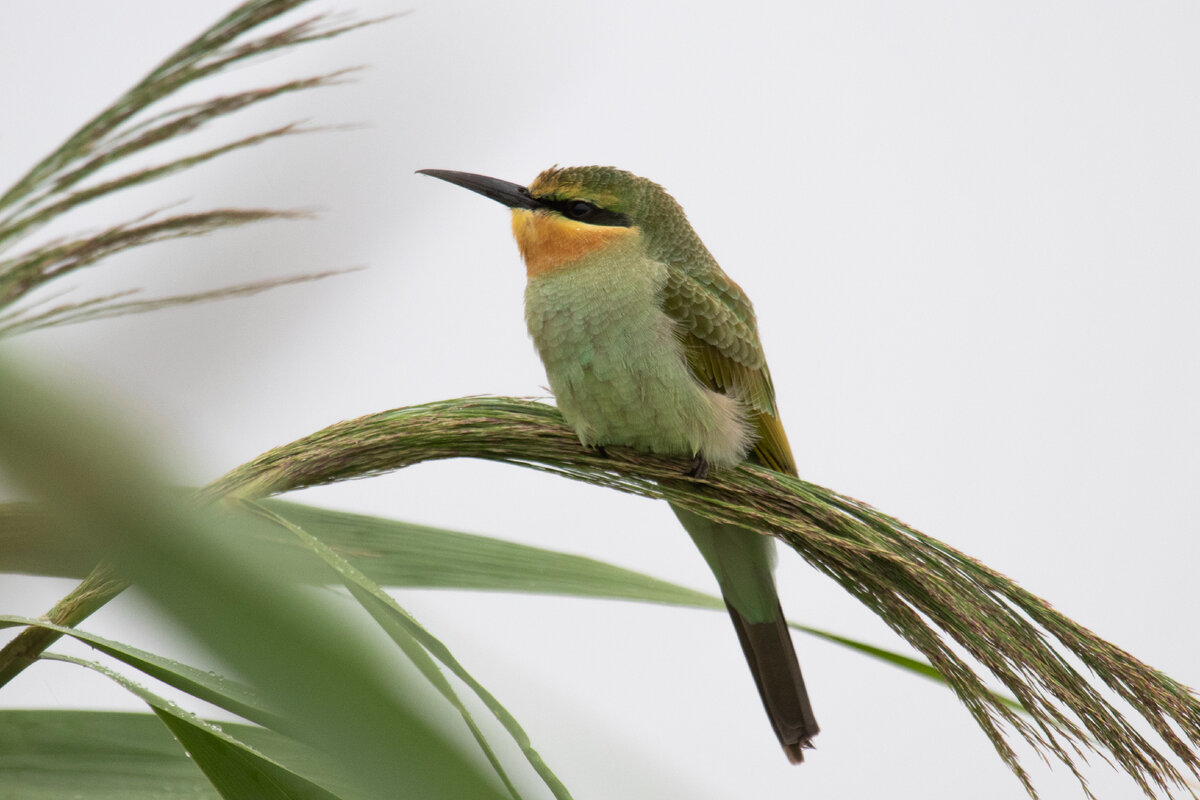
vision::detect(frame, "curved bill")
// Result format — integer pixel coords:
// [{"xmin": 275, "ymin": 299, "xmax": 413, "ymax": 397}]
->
[{"xmin": 416, "ymin": 169, "xmax": 542, "ymax": 210}]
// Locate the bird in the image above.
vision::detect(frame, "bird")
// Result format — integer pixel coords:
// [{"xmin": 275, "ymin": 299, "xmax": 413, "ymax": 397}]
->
[{"xmin": 417, "ymin": 165, "xmax": 819, "ymax": 762}]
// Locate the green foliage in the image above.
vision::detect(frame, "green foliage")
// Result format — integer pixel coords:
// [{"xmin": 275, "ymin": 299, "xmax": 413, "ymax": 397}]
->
[
  {"xmin": 204, "ymin": 394, "xmax": 1200, "ymax": 799},
  {"xmin": 0, "ymin": 710, "xmax": 222, "ymax": 799},
  {"xmin": 0, "ymin": 359, "xmax": 512, "ymax": 800}
]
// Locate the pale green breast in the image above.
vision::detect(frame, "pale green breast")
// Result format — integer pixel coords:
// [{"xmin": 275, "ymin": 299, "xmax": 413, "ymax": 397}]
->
[{"xmin": 524, "ymin": 246, "xmax": 752, "ymax": 468}]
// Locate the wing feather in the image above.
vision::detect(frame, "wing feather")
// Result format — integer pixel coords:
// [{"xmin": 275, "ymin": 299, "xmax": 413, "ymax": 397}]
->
[{"xmin": 661, "ymin": 265, "xmax": 797, "ymax": 475}]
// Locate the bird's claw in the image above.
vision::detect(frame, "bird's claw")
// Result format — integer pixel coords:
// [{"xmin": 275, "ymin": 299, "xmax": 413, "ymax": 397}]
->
[{"xmin": 687, "ymin": 455, "xmax": 710, "ymax": 480}]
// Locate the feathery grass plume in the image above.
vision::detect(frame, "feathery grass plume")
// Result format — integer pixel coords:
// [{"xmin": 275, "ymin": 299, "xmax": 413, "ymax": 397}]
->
[
  {"xmin": 0, "ymin": 0, "xmax": 380, "ymax": 335},
  {"xmin": 0, "ymin": 0, "xmax": 377, "ymax": 690},
  {"xmin": 202, "ymin": 396, "xmax": 1200, "ymax": 800},
  {"xmin": 0, "ymin": 267, "xmax": 356, "ymax": 338}
]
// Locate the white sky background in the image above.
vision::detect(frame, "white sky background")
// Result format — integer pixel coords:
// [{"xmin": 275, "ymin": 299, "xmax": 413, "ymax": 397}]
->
[{"xmin": 1, "ymin": 1, "xmax": 1199, "ymax": 798}]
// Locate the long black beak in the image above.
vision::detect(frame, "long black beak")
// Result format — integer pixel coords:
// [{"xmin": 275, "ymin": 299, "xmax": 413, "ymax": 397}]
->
[{"xmin": 417, "ymin": 169, "xmax": 542, "ymax": 210}]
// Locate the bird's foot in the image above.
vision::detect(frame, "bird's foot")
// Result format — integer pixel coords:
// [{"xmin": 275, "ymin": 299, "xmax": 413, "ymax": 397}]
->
[
  {"xmin": 588, "ymin": 444, "xmax": 609, "ymax": 458},
  {"xmin": 686, "ymin": 455, "xmax": 710, "ymax": 480}
]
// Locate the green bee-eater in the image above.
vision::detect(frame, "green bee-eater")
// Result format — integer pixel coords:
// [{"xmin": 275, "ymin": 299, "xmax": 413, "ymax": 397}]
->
[{"xmin": 419, "ymin": 166, "xmax": 819, "ymax": 762}]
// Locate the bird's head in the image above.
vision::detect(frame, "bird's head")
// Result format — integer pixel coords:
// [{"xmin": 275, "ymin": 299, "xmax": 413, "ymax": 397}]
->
[{"xmin": 418, "ymin": 166, "xmax": 705, "ymax": 277}]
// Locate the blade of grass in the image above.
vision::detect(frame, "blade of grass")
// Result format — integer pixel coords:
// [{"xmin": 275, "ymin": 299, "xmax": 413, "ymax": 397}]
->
[
  {"xmin": 245, "ymin": 499, "xmax": 574, "ymax": 800},
  {"xmin": 0, "ymin": 709, "xmax": 219, "ymax": 799},
  {"xmin": 43, "ymin": 654, "xmax": 348, "ymax": 800},
  {"xmin": 0, "ymin": 615, "xmax": 272, "ymax": 726}
]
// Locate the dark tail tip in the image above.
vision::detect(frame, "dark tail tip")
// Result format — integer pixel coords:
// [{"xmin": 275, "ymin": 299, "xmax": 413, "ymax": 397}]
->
[
  {"xmin": 783, "ymin": 741, "xmax": 809, "ymax": 765},
  {"xmin": 726, "ymin": 603, "xmax": 819, "ymax": 763}
]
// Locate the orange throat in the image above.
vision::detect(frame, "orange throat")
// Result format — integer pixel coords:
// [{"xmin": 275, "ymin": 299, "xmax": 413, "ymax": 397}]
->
[{"xmin": 511, "ymin": 209, "xmax": 636, "ymax": 278}]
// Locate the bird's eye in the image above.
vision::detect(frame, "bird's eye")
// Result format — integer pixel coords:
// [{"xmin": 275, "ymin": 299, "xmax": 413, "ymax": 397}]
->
[
  {"xmin": 566, "ymin": 201, "xmax": 595, "ymax": 220},
  {"xmin": 539, "ymin": 197, "xmax": 632, "ymax": 227}
]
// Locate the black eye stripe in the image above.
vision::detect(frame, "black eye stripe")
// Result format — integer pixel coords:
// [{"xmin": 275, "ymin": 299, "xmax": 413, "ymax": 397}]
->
[{"xmin": 537, "ymin": 197, "xmax": 632, "ymax": 228}]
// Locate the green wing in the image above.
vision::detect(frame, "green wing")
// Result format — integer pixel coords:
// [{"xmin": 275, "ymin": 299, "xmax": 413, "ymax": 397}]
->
[{"xmin": 660, "ymin": 265, "xmax": 797, "ymax": 476}]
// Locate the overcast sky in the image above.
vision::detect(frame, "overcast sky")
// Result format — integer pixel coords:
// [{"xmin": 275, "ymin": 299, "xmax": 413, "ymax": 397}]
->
[{"xmin": 2, "ymin": 2, "xmax": 1199, "ymax": 798}]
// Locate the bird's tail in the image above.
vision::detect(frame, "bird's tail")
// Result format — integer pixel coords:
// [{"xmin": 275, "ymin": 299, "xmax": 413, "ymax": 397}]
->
[
  {"xmin": 726, "ymin": 599, "xmax": 819, "ymax": 762},
  {"xmin": 671, "ymin": 504, "xmax": 819, "ymax": 761}
]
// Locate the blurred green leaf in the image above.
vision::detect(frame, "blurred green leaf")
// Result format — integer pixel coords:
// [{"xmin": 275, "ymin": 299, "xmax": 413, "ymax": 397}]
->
[
  {"xmin": 0, "ymin": 709, "xmax": 218, "ymax": 800},
  {"xmin": 250, "ymin": 500, "xmax": 572, "ymax": 799},
  {"xmin": 260, "ymin": 498, "xmax": 722, "ymax": 606},
  {"xmin": 45, "ymin": 654, "xmax": 348, "ymax": 800},
  {"xmin": 0, "ymin": 615, "xmax": 272, "ymax": 725},
  {"xmin": 256, "ymin": 500, "xmax": 966, "ymax": 697},
  {"xmin": 0, "ymin": 357, "xmax": 511, "ymax": 800}
]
